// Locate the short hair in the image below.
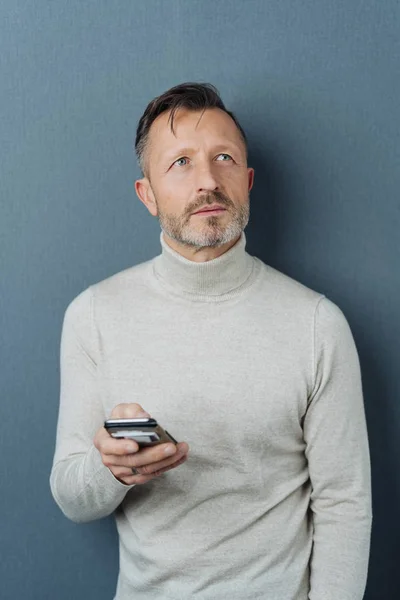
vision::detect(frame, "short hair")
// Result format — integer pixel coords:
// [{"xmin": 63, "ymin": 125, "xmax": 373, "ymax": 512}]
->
[{"xmin": 135, "ymin": 82, "xmax": 248, "ymax": 178}]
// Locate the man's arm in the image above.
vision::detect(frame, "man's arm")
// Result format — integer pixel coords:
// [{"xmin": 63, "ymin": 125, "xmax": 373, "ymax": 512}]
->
[
  {"xmin": 304, "ymin": 297, "xmax": 372, "ymax": 600},
  {"xmin": 49, "ymin": 287, "xmax": 135, "ymax": 523}
]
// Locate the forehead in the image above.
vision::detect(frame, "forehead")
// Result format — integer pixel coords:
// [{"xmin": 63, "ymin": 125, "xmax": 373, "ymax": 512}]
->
[{"xmin": 149, "ymin": 107, "xmax": 244, "ymax": 162}]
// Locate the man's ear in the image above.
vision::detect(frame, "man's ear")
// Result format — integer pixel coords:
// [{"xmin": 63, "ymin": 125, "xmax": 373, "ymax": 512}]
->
[
  {"xmin": 247, "ymin": 167, "xmax": 255, "ymax": 192},
  {"xmin": 135, "ymin": 177, "xmax": 158, "ymax": 217}
]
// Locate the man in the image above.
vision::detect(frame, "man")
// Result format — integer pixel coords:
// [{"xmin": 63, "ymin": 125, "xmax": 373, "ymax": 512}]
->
[{"xmin": 50, "ymin": 82, "xmax": 372, "ymax": 600}]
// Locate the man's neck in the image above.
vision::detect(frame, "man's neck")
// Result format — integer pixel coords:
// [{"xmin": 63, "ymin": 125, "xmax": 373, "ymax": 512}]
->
[{"xmin": 152, "ymin": 229, "xmax": 255, "ymax": 300}]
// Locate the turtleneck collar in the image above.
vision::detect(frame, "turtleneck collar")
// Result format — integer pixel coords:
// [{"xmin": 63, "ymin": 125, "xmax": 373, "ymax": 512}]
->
[{"xmin": 152, "ymin": 230, "xmax": 256, "ymax": 301}]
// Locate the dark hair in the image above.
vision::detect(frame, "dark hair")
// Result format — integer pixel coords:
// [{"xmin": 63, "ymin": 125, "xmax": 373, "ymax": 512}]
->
[{"xmin": 135, "ymin": 82, "xmax": 248, "ymax": 177}]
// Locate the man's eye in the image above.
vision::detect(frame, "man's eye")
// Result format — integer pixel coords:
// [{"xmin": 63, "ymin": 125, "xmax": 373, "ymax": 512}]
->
[
  {"xmin": 172, "ymin": 154, "xmax": 232, "ymax": 167},
  {"xmin": 173, "ymin": 157, "xmax": 188, "ymax": 167}
]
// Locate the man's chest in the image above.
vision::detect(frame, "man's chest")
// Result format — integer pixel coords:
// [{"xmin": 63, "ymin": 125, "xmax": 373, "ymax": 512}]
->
[{"xmin": 97, "ymin": 308, "xmax": 311, "ymax": 458}]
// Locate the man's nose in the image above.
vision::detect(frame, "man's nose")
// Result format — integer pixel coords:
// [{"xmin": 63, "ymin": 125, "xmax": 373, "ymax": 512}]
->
[{"xmin": 195, "ymin": 163, "xmax": 219, "ymax": 193}]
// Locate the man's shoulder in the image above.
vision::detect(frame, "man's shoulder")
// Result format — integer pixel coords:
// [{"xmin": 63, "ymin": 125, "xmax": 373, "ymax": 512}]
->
[
  {"xmin": 90, "ymin": 257, "xmax": 153, "ymax": 297},
  {"xmin": 254, "ymin": 256, "xmax": 325, "ymax": 307},
  {"xmin": 253, "ymin": 258, "xmax": 352, "ymax": 338},
  {"xmin": 63, "ymin": 257, "xmax": 155, "ymax": 323}
]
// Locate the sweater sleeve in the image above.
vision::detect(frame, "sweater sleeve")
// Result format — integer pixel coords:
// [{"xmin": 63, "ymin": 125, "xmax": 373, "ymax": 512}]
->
[
  {"xmin": 49, "ymin": 286, "xmax": 135, "ymax": 523},
  {"xmin": 304, "ymin": 297, "xmax": 372, "ymax": 600}
]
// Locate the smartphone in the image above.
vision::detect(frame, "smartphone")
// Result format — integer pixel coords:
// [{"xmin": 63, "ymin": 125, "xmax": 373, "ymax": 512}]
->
[{"xmin": 104, "ymin": 418, "xmax": 178, "ymax": 447}]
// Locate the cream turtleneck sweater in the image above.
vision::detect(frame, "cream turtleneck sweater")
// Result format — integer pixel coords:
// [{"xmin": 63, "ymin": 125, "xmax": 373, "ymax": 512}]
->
[{"xmin": 50, "ymin": 230, "xmax": 372, "ymax": 600}]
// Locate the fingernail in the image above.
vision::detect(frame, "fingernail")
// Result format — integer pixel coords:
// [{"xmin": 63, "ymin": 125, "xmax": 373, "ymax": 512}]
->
[{"xmin": 164, "ymin": 446, "xmax": 176, "ymax": 456}]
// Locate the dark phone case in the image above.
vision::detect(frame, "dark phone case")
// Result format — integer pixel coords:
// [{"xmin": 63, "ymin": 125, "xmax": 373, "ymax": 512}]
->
[
  {"xmin": 104, "ymin": 418, "xmax": 178, "ymax": 445},
  {"xmin": 104, "ymin": 418, "xmax": 158, "ymax": 428}
]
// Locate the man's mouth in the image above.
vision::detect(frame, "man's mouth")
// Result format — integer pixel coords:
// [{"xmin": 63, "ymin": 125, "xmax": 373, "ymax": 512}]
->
[{"xmin": 192, "ymin": 205, "xmax": 227, "ymax": 216}]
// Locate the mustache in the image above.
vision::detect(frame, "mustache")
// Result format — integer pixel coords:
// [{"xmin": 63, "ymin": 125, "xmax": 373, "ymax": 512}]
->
[{"xmin": 190, "ymin": 191, "xmax": 232, "ymax": 213}]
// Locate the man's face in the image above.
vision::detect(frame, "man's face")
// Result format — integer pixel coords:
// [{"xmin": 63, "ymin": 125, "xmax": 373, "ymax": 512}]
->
[{"xmin": 135, "ymin": 107, "xmax": 254, "ymax": 249}]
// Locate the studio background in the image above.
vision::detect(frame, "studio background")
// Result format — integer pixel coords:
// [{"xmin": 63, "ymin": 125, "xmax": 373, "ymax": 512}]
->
[{"xmin": 1, "ymin": 1, "xmax": 399, "ymax": 599}]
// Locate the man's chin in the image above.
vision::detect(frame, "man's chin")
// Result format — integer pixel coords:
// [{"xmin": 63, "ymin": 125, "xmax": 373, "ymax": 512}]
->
[
  {"xmin": 171, "ymin": 228, "xmax": 242, "ymax": 249},
  {"xmin": 160, "ymin": 212, "xmax": 248, "ymax": 248}
]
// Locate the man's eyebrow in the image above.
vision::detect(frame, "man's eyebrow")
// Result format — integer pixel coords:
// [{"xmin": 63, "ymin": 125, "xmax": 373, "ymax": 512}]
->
[{"xmin": 163, "ymin": 143, "xmax": 240, "ymax": 162}]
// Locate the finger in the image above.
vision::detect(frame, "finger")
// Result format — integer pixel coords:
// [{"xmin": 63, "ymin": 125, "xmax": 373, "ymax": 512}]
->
[
  {"xmin": 111, "ymin": 466, "xmax": 158, "ymax": 486},
  {"xmin": 100, "ymin": 436, "xmax": 139, "ymax": 456},
  {"xmin": 138, "ymin": 453, "xmax": 188, "ymax": 477},
  {"xmin": 117, "ymin": 454, "xmax": 188, "ymax": 485},
  {"xmin": 127, "ymin": 442, "xmax": 177, "ymax": 466},
  {"xmin": 103, "ymin": 441, "xmax": 188, "ymax": 469},
  {"xmin": 175, "ymin": 442, "xmax": 189, "ymax": 454},
  {"xmin": 132, "ymin": 441, "xmax": 189, "ymax": 467},
  {"xmin": 109, "ymin": 403, "xmax": 151, "ymax": 419},
  {"xmin": 152, "ymin": 454, "xmax": 188, "ymax": 476},
  {"xmin": 106, "ymin": 442, "xmax": 177, "ymax": 468},
  {"xmin": 122, "ymin": 473, "xmax": 158, "ymax": 485},
  {"xmin": 129, "ymin": 449, "xmax": 187, "ymax": 475},
  {"xmin": 95, "ymin": 427, "xmax": 138, "ymax": 456}
]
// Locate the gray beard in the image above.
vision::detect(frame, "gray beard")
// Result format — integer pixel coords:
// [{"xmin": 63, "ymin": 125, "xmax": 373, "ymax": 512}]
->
[{"xmin": 157, "ymin": 200, "xmax": 250, "ymax": 249}]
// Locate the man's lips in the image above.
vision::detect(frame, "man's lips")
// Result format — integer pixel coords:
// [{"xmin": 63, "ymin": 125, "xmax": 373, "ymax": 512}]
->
[{"xmin": 192, "ymin": 205, "xmax": 227, "ymax": 215}]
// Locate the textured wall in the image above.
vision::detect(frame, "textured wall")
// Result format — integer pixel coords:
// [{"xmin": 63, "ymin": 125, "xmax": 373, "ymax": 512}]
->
[{"xmin": 1, "ymin": 1, "xmax": 399, "ymax": 598}]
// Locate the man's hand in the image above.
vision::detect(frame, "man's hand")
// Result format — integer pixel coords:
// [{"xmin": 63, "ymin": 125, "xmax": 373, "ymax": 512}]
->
[{"xmin": 94, "ymin": 403, "xmax": 189, "ymax": 485}]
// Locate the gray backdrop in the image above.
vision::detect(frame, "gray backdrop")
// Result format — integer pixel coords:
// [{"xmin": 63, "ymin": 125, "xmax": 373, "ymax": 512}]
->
[{"xmin": 1, "ymin": 1, "xmax": 399, "ymax": 598}]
